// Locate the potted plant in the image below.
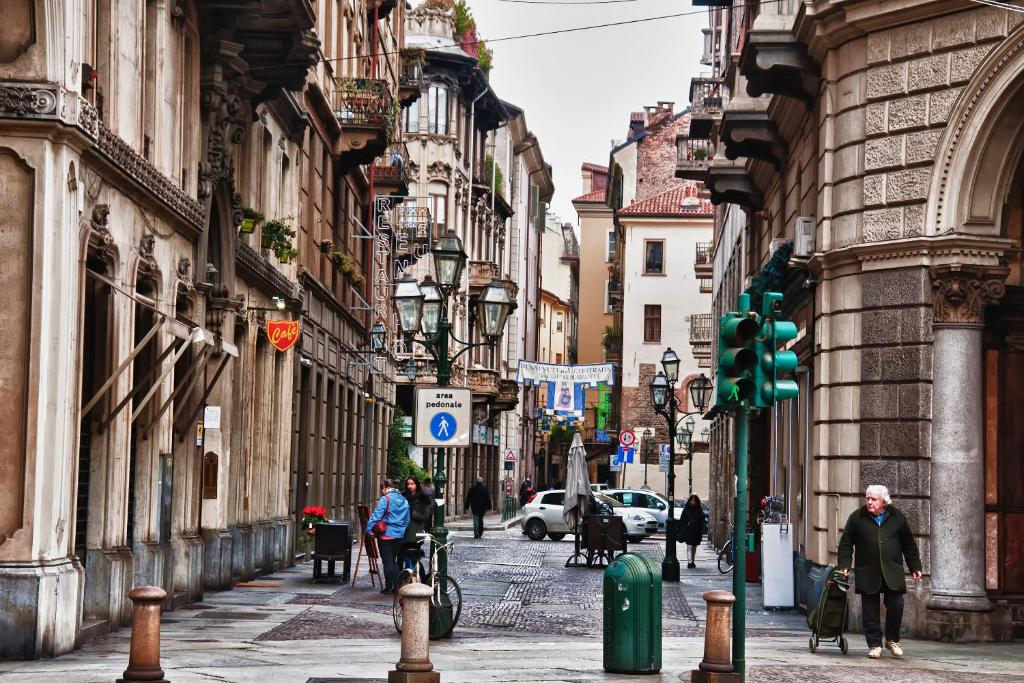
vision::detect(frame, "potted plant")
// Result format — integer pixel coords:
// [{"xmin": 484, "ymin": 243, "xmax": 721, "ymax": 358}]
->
[
  {"xmin": 297, "ymin": 505, "xmax": 329, "ymax": 559},
  {"xmin": 261, "ymin": 217, "xmax": 297, "ymax": 262},
  {"xmin": 320, "ymin": 239, "xmax": 335, "ymax": 254},
  {"xmin": 692, "ymin": 147, "xmax": 708, "ymax": 161},
  {"xmin": 350, "ymin": 271, "xmax": 366, "ymax": 290},
  {"xmin": 241, "ymin": 208, "xmax": 264, "ymax": 234},
  {"xmin": 278, "ymin": 246, "xmax": 299, "ymax": 264}
]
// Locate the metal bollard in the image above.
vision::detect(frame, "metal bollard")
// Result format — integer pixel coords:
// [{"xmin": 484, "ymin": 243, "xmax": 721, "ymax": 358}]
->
[
  {"xmin": 388, "ymin": 582, "xmax": 441, "ymax": 683},
  {"xmin": 690, "ymin": 590, "xmax": 740, "ymax": 683},
  {"xmin": 117, "ymin": 586, "xmax": 169, "ymax": 683}
]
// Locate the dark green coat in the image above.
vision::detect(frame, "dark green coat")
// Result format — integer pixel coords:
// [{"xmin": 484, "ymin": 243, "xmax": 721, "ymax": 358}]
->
[
  {"xmin": 837, "ymin": 505, "xmax": 922, "ymax": 594},
  {"xmin": 403, "ymin": 492, "xmax": 433, "ymax": 544}
]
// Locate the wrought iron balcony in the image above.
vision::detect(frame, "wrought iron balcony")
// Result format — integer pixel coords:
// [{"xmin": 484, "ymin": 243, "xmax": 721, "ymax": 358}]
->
[
  {"xmin": 688, "ymin": 76, "xmax": 724, "ymax": 139},
  {"xmin": 334, "ymin": 77, "xmax": 392, "ymax": 165},
  {"xmin": 371, "ymin": 142, "xmax": 412, "ymax": 197},
  {"xmin": 699, "ymin": 276, "xmax": 712, "ymax": 294},
  {"xmin": 468, "ymin": 260, "xmax": 500, "ymax": 290},
  {"xmin": 676, "ymin": 136, "xmax": 714, "ymax": 181},
  {"xmin": 695, "ymin": 241, "xmax": 713, "ymax": 280},
  {"xmin": 398, "ymin": 50, "xmax": 424, "ymax": 108},
  {"xmin": 690, "ymin": 313, "xmax": 713, "ymax": 343}
]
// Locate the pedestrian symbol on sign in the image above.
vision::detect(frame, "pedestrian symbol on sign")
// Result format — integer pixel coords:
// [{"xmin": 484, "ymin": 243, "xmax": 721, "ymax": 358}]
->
[{"xmin": 430, "ymin": 412, "xmax": 456, "ymax": 442}]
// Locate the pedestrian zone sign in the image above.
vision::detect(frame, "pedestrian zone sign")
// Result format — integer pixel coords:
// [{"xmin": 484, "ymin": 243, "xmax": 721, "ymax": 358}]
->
[
  {"xmin": 658, "ymin": 444, "xmax": 671, "ymax": 473},
  {"xmin": 414, "ymin": 387, "xmax": 472, "ymax": 447}
]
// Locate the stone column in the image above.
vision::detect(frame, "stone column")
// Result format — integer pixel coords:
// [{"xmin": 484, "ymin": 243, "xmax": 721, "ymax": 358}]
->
[{"xmin": 927, "ymin": 266, "xmax": 1004, "ymax": 613}]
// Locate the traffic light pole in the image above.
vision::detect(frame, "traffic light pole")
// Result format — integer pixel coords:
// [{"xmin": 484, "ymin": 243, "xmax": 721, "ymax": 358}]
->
[{"xmin": 732, "ymin": 400, "xmax": 749, "ymax": 679}]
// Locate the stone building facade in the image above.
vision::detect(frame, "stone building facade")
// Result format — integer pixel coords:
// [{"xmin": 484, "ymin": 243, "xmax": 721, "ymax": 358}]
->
[
  {"xmin": 700, "ymin": 0, "xmax": 1024, "ymax": 641},
  {"xmin": 0, "ymin": 0, "xmax": 406, "ymax": 660}
]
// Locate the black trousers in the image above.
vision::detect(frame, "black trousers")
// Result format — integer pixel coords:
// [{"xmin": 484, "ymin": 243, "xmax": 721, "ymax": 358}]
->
[
  {"xmin": 378, "ymin": 538, "xmax": 400, "ymax": 591},
  {"xmin": 861, "ymin": 580, "xmax": 904, "ymax": 647}
]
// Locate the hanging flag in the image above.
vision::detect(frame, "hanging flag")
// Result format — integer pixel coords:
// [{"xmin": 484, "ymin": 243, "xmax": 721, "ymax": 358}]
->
[
  {"xmin": 516, "ymin": 361, "xmax": 615, "ymax": 387},
  {"xmin": 266, "ymin": 320, "xmax": 300, "ymax": 352}
]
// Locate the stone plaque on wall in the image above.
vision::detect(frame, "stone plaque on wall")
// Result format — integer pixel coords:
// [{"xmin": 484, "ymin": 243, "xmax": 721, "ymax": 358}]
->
[{"xmin": 0, "ymin": 148, "xmax": 32, "ymax": 544}]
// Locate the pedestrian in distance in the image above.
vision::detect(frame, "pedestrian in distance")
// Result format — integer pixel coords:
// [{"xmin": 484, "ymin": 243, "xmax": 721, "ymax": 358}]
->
[
  {"xmin": 422, "ymin": 477, "xmax": 435, "ymax": 499},
  {"xmin": 365, "ymin": 479, "xmax": 410, "ymax": 594},
  {"xmin": 402, "ymin": 475, "xmax": 432, "ymax": 581},
  {"xmin": 464, "ymin": 476, "xmax": 493, "ymax": 539},
  {"xmin": 837, "ymin": 484, "xmax": 922, "ymax": 659},
  {"xmin": 677, "ymin": 494, "xmax": 704, "ymax": 568},
  {"xmin": 519, "ymin": 477, "xmax": 534, "ymax": 507}
]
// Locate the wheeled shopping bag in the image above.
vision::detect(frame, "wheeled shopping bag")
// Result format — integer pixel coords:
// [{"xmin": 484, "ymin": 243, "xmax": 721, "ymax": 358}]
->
[{"xmin": 807, "ymin": 568, "xmax": 850, "ymax": 654}]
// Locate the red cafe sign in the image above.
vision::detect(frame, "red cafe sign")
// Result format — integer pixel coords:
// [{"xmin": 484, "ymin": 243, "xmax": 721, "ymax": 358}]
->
[{"xmin": 266, "ymin": 320, "xmax": 300, "ymax": 352}]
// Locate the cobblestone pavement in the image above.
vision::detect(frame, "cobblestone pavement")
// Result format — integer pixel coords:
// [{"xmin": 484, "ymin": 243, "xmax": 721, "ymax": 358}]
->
[{"xmin": 2, "ymin": 528, "xmax": 1022, "ymax": 682}]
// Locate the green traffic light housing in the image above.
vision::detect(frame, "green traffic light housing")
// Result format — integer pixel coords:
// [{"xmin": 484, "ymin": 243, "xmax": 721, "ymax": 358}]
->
[
  {"xmin": 716, "ymin": 306, "xmax": 759, "ymax": 407},
  {"xmin": 753, "ymin": 292, "xmax": 800, "ymax": 407}
]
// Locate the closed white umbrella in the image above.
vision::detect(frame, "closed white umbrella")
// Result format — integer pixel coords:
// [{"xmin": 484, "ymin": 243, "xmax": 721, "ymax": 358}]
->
[{"xmin": 563, "ymin": 432, "xmax": 591, "ymax": 567}]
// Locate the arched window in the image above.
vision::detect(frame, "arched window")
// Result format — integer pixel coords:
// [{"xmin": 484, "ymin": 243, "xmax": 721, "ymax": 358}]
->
[{"xmin": 203, "ymin": 452, "xmax": 218, "ymax": 499}]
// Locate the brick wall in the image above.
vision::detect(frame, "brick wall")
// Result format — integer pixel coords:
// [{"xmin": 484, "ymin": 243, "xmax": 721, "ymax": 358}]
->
[{"xmin": 635, "ymin": 112, "xmax": 690, "ymax": 202}]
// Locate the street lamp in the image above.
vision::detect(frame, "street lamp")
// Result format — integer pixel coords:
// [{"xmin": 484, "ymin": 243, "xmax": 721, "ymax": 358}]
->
[
  {"xmin": 370, "ymin": 322, "xmax": 387, "ymax": 354},
  {"xmin": 393, "ymin": 229, "xmax": 515, "ymax": 637},
  {"xmin": 649, "ymin": 364, "xmax": 712, "ymax": 583}
]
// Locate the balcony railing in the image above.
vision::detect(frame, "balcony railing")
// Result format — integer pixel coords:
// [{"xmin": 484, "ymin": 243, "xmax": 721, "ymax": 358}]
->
[
  {"xmin": 690, "ymin": 313, "xmax": 713, "ymax": 344},
  {"xmin": 689, "ymin": 76, "xmax": 724, "ymax": 139},
  {"xmin": 398, "ymin": 50, "xmax": 424, "ymax": 107},
  {"xmin": 676, "ymin": 136, "xmax": 714, "ymax": 180},
  {"xmin": 334, "ymin": 77, "xmax": 392, "ymax": 128},
  {"xmin": 696, "ymin": 241, "xmax": 712, "ymax": 265},
  {"xmin": 699, "ymin": 277, "xmax": 712, "ymax": 293},
  {"xmin": 372, "ymin": 142, "xmax": 412, "ymax": 191}
]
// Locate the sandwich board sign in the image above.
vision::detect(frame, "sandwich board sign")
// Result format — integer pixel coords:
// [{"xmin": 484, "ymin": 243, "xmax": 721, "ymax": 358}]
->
[{"xmin": 415, "ymin": 387, "xmax": 472, "ymax": 447}]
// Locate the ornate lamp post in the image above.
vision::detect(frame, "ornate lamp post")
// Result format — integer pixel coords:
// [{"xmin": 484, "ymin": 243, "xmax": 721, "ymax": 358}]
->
[
  {"xmin": 392, "ymin": 230, "xmax": 515, "ymax": 635},
  {"xmin": 650, "ymin": 349, "xmax": 712, "ymax": 583}
]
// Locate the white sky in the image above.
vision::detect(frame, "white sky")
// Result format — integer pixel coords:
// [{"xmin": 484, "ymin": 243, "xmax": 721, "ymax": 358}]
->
[{"xmin": 468, "ymin": 0, "xmax": 711, "ymax": 223}]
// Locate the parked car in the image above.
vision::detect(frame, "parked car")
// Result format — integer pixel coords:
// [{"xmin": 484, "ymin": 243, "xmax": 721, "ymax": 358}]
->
[
  {"xmin": 590, "ymin": 483, "xmax": 609, "ymax": 493},
  {"xmin": 606, "ymin": 489, "xmax": 674, "ymax": 532},
  {"xmin": 520, "ymin": 490, "xmax": 658, "ymax": 543}
]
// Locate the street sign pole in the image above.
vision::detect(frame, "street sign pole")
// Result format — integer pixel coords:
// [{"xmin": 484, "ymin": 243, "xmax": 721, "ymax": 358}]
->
[{"xmin": 733, "ymin": 402, "xmax": 749, "ymax": 678}]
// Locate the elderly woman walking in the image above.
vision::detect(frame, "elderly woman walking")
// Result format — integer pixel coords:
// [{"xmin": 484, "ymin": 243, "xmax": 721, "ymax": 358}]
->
[{"xmin": 837, "ymin": 484, "xmax": 922, "ymax": 659}]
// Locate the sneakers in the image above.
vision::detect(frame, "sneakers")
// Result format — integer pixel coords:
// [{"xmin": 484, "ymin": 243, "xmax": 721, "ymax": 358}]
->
[
  {"xmin": 867, "ymin": 647, "xmax": 883, "ymax": 659},
  {"xmin": 886, "ymin": 641, "xmax": 904, "ymax": 657},
  {"xmin": 687, "ymin": 562, "xmax": 696, "ymax": 569}
]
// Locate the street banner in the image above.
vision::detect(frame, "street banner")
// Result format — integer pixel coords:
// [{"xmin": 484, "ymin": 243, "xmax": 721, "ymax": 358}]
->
[
  {"xmin": 516, "ymin": 361, "xmax": 615, "ymax": 387},
  {"xmin": 266, "ymin": 320, "xmax": 300, "ymax": 352},
  {"xmin": 545, "ymin": 379, "xmax": 586, "ymax": 418}
]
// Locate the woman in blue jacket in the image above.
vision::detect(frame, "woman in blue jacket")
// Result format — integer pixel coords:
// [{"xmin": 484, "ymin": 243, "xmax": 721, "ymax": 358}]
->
[{"xmin": 366, "ymin": 479, "xmax": 410, "ymax": 593}]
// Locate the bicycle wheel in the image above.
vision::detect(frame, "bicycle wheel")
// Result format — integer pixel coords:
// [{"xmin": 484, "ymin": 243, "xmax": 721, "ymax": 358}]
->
[
  {"xmin": 718, "ymin": 541, "xmax": 734, "ymax": 574},
  {"xmin": 393, "ymin": 569, "xmax": 416, "ymax": 633},
  {"xmin": 432, "ymin": 573, "xmax": 463, "ymax": 639}
]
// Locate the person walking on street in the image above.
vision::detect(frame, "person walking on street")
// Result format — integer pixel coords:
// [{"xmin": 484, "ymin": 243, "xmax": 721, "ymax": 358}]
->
[
  {"xmin": 837, "ymin": 484, "xmax": 922, "ymax": 659},
  {"xmin": 677, "ymin": 494, "xmax": 704, "ymax": 568},
  {"xmin": 464, "ymin": 476, "xmax": 493, "ymax": 539},
  {"xmin": 365, "ymin": 479, "xmax": 410, "ymax": 594},
  {"xmin": 519, "ymin": 478, "xmax": 534, "ymax": 507},
  {"xmin": 402, "ymin": 475, "xmax": 432, "ymax": 581}
]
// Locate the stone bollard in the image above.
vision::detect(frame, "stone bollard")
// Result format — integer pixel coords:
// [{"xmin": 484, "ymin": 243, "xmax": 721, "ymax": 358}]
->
[
  {"xmin": 389, "ymin": 582, "xmax": 440, "ymax": 683},
  {"xmin": 690, "ymin": 591, "xmax": 740, "ymax": 683},
  {"xmin": 117, "ymin": 586, "xmax": 169, "ymax": 683}
]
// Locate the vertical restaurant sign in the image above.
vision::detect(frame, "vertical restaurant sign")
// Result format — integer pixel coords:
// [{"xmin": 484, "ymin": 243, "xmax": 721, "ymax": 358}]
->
[{"xmin": 267, "ymin": 320, "xmax": 300, "ymax": 352}]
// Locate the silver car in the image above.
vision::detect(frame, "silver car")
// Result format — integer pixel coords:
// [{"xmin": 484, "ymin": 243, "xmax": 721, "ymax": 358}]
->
[
  {"xmin": 605, "ymin": 489, "xmax": 675, "ymax": 532},
  {"xmin": 520, "ymin": 490, "xmax": 658, "ymax": 542}
]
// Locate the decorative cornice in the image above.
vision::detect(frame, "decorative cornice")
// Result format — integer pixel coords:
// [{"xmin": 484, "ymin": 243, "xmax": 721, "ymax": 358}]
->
[
  {"xmin": 235, "ymin": 242, "xmax": 296, "ymax": 300},
  {"xmin": 810, "ymin": 234, "xmax": 1016, "ymax": 274},
  {"xmin": 0, "ymin": 83, "xmax": 59, "ymax": 116},
  {"xmin": 930, "ymin": 264, "xmax": 1007, "ymax": 326}
]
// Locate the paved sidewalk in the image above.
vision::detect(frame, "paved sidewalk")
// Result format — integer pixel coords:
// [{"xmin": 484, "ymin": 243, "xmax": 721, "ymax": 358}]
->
[
  {"xmin": 446, "ymin": 511, "xmax": 522, "ymax": 532},
  {"xmin": 2, "ymin": 529, "xmax": 1021, "ymax": 682}
]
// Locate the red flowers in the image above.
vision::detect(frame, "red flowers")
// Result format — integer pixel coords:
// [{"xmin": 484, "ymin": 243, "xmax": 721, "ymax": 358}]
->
[
  {"xmin": 298, "ymin": 505, "xmax": 330, "ymax": 548},
  {"xmin": 303, "ymin": 505, "xmax": 327, "ymax": 518}
]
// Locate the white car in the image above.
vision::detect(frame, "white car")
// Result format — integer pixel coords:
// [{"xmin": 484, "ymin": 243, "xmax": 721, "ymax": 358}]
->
[
  {"xmin": 590, "ymin": 483, "xmax": 609, "ymax": 493},
  {"xmin": 605, "ymin": 489, "xmax": 675, "ymax": 532},
  {"xmin": 520, "ymin": 490, "xmax": 658, "ymax": 543}
]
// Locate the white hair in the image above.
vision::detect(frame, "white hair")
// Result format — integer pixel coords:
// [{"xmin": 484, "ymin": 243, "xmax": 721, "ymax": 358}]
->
[{"xmin": 865, "ymin": 484, "xmax": 892, "ymax": 505}]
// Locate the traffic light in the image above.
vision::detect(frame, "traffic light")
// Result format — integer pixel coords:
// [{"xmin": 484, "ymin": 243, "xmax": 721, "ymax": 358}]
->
[
  {"xmin": 753, "ymin": 292, "xmax": 799, "ymax": 407},
  {"xmin": 716, "ymin": 293, "xmax": 758, "ymax": 407}
]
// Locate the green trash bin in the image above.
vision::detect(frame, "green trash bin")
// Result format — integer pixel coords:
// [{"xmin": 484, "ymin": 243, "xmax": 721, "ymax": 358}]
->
[{"xmin": 603, "ymin": 552, "xmax": 662, "ymax": 674}]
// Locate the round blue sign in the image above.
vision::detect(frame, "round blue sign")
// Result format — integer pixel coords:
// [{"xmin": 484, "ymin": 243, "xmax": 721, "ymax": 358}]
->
[{"xmin": 429, "ymin": 412, "xmax": 457, "ymax": 442}]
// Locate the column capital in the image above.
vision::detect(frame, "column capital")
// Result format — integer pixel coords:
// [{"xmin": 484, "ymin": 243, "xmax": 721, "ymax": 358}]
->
[{"xmin": 930, "ymin": 265, "xmax": 1008, "ymax": 326}]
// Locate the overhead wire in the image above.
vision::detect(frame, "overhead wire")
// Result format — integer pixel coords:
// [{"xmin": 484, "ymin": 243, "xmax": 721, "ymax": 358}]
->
[
  {"xmin": 247, "ymin": 0, "xmax": 783, "ymax": 72},
  {"xmin": 965, "ymin": 0, "xmax": 1024, "ymax": 11}
]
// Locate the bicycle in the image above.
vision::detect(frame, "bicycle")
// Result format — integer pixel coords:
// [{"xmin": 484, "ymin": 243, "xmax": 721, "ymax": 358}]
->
[
  {"xmin": 392, "ymin": 532, "xmax": 463, "ymax": 639},
  {"xmin": 717, "ymin": 522, "xmax": 735, "ymax": 574}
]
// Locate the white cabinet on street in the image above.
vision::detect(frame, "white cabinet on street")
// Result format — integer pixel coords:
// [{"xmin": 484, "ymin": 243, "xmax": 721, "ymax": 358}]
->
[{"xmin": 761, "ymin": 521, "xmax": 794, "ymax": 608}]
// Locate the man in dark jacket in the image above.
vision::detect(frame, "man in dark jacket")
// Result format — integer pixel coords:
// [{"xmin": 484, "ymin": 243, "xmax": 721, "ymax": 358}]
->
[
  {"xmin": 465, "ymin": 477, "xmax": 493, "ymax": 539},
  {"xmin": 837, "ymin": 484, "xmax": 922, "ymax": 659},
  {"xmin": 519, "ymin": 478, "xmax": 534, "ymax": 507}
]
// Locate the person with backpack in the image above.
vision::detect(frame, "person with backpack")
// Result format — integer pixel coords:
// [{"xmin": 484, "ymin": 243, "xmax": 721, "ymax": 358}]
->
[{"xmin": 365, "ymin": 479, "xmax": 410, "ymax": 594}]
